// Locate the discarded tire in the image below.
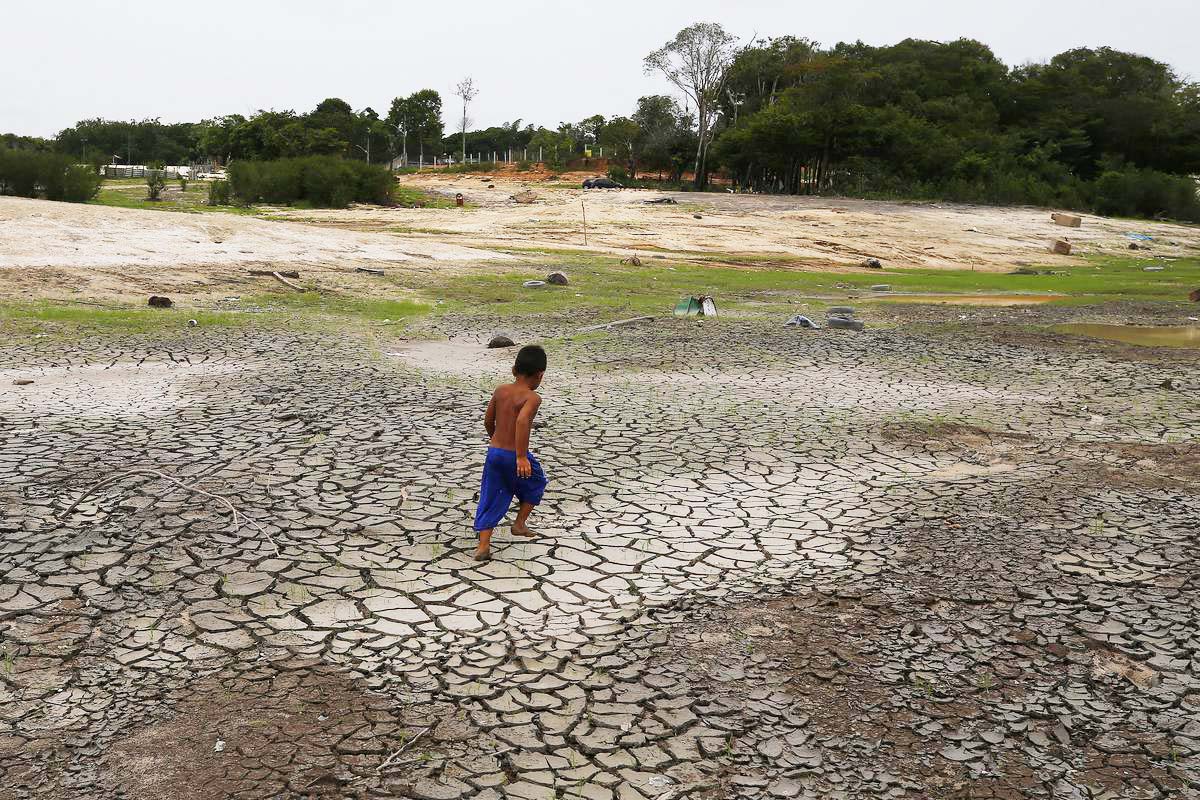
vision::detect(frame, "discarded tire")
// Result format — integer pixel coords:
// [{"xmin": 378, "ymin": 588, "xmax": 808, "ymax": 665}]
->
[
  {"xmin": 488, "ymin": 335, "xmax": 516, "ymax": 349},
  {"xmin": 827, "ymin": 306, "xmax": 855, "ymax": 316},
  {"xmin": 827, "ymin": 317, "xmax": 865, "ymax": 331},
  {"xmin": 148, "ymin": 295, "xmax": 173, "ymax": 308},
  {"xmin": 862, "ymin": 258, "xmax": 883, "ymax": 269},
  {"xmin": 869, "ymin": 285, "xmax": 891, "ymax": 293},
  {"xmin": 546, "ymin": 272, "xmax": 569, "ymax": 286},
  {"xmin": 522, "ymin": 280, "xmax": 546, "ymax": 288}
]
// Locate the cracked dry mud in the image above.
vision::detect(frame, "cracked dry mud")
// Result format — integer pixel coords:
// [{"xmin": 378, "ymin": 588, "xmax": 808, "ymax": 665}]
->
[{"xmin": 1, "ymin": 318, "xmax": 1197, "ymax": 799}]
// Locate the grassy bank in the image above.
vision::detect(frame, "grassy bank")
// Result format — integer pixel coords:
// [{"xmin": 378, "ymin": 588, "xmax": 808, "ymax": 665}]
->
[
  {"xmin": 3, "ymin": 253, "xmax": 1194, "ymax": 337},
  {"xmin": 430, "ymin": 252, "xmax": 1200, "ymax": 317}
]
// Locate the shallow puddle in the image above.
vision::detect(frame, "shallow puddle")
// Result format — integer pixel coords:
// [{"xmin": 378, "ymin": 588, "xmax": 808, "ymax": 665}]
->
[
  {"xmin": 873, "ymin": 293, "xmax": 1064, "ymax": 306},
  {"xmin": 1052, "ymin": 323, "xmax": 1200, "ymax": 348}
]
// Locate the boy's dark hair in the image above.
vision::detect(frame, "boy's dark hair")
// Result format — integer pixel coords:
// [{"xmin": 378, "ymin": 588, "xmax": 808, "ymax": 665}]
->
[{"xmin": 514, "ymin": 344, "xmax": 547, "ymax": 376}]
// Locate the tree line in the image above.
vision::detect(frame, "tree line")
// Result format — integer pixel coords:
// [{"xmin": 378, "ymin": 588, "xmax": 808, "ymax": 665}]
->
[{"xmin": 4, "ymin": 23, "xmax": 1199, "ymax": 219}]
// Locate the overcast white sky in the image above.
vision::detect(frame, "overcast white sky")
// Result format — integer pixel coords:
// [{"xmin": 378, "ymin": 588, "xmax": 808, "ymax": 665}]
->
[{"xmin": 4, "ymin": 0, "xmax": 1198, "ymax": 138}]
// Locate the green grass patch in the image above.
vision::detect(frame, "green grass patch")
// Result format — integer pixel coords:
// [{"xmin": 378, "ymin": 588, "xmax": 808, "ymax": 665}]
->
[
  {"xmin": 392, "ymin": 185, "xmax": 460, "ymax": 209},
  {"xmin": 1, "ymin": 292, "xmax": 432, "ymax": 336},
  {"xmin": 237, "ymin": 292, "xmax": 432, "ymax": 321},
  {"xmin": 851, "ymin": 255, "xmax": 1200, "ymax": 302},
  {"xmin": 90, "ymin": 180, "xmax": 260, "ymax": 216},
  {"xmin": 0, "ymin": 303, "xmax": 255, "ymax": 334},
  {"xmin": 429, "ymin": 253, "xmax": 1200, "ymax": 317}
]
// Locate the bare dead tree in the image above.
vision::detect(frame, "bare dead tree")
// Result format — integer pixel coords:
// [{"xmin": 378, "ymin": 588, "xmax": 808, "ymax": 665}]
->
[
  {"xmin": 645, "ymin": 22, "xmax": 739, "ymax": 190},
  {"xmin": 454, "ymin": 77, "xmax": 478, "ymax": 164}
]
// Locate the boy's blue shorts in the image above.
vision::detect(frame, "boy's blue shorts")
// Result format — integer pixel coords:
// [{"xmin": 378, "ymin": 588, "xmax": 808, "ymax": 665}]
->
[{"xmin": 473, "ymin": 447, "xmax": 547, "ymax": 531}]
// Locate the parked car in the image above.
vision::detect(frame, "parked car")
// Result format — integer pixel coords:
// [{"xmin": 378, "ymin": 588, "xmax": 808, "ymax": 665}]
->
[{"xmin": 582, "ymin": 177, "xmax": 623, "ymax": 189}]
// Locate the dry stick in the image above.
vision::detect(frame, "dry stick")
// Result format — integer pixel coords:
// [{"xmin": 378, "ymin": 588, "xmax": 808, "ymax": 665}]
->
[
  {"xmin": 271, "ymin": 271, "xmax": 305, "ymax": 291},
  {"xmin": 378, "ymin": 724, "xmax": 435, "ymax": 772},
  {"xmin": 248, "ymin": 269, "xmax": 299, "ymax": 278},
  {"xmin": 581, "ymin": 199, "xmax": 587, "ymax": 246},
  {"xmin": 60, "ymin": 468, "xmax": 281, "ymax": 556},
  {"xmin": 392, "ymin": 744, "xmax": 519, "ymax": 769}
]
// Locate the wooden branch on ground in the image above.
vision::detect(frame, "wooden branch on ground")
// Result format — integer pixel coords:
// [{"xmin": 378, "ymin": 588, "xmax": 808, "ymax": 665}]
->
[
  {"xmin": 378, "ymin": 724, "xmax": 435, "ymax": 772},
  {"xmin": 248, "ymin": 269, "xmax": 299, "ymax": 279},
  {"xmin": 355, "ymin": 267, "xmax": 385, "ymax": 276},
  {"xmin": 59, "ymin": 468, "xmax": 281, "ymax": 556},
  {"xmin": 574, "ymin": 316, "xmax": 655, "ymax": 334},
  {"xmin": 271, "ymin": 271, "xmax": 306, "ymax": 291}
]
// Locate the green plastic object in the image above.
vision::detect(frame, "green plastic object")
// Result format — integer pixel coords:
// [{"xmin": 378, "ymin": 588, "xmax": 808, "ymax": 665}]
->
[
  {"xmin": 674, "ymin": 296, "xmax": 700, "ymax": 317},
  {"xmin": 673, "ymin": 296, "xmax": 717, "ymax": 317}
]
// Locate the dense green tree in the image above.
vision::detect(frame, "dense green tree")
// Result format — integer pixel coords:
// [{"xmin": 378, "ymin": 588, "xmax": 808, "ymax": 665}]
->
[
  {"xmin": 599, "ymin": 116, "xmax": 639, "ymax": 177},
  {"xmin": 388, "ymin": 90, "xmax": 445, "ymax": 164}
]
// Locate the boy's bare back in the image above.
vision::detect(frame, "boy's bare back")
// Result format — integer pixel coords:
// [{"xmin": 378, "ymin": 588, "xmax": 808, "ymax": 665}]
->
[{"xmin": 485, "ymin": 382, "xmax": 541, "ymax": 451}]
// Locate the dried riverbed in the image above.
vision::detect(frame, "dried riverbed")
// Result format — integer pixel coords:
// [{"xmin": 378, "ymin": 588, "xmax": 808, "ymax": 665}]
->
[{"xmin": 0, "ymin": 316, "xmax": 1196, "ymax": 799}]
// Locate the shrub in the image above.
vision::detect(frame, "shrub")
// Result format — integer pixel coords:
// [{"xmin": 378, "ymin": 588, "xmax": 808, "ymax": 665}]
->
[
  {"xmin": 145, "ymin": 170, "xmax": 166, "ymax": 200},
  {"xmin": 179, "ymin": 176, "xmax": 188, "ymax": 192},
  {"xmin": 207, "ymin": 179, "xmax": 231, "ymax": 206},
  {"xmin": 227, "ymin": 156, "xmax": 393, "ymax": 208},
  {"xmin": 1092, "ymin": 167, "xmax": 1200, "ymax": 222},
  {"xmin": 301, "ymin": 157, "xmax": 355, "ymax": 207},
  {"xmin": 607, "ymin": 165, "xmax": 629, "ymax": 182},
  {"xmin": 0, "ymin": 150, "xmax": 99, "ymax": 202},
  {"xmin": 61, "ymin": 165, "xmax": 102, "ymax": 202},
  {"xmin": 350, "ymin": 160, "xmax": 393, "ymax": 205}
]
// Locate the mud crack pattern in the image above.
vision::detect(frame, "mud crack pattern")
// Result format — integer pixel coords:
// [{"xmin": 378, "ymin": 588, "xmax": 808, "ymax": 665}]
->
[{"xmin": 0, "ymin": 320, "xmax": 1197, "ymax": 799}]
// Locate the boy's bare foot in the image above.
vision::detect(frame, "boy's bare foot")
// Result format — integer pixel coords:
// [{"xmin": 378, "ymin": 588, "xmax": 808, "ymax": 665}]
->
[
  {"xmin": 473, "ymin": 545, "xmax": 492, "ymax": 561},
  {"xmin": 512, "ymin": 522, "xmax": 536, "ymax": 538}
]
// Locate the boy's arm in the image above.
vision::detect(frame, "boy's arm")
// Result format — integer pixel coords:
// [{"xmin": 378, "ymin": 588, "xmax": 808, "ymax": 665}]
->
[
  {"xmin": 514, "ymin": 394, "xmax": 542, "ymax": 477},
  {"xmin": 484, "ymin": 392, "xmax": 498, "ymax": 437}
]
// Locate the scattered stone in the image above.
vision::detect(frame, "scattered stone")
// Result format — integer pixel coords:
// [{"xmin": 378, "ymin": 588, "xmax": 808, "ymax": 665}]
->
[
  {"xmin": 12, "ymin": 379, "xmax": 33, "ymax": 386},
  {"xmin": 1051, "ymin": 240, "xmax": 1073, "ymax": 255},
  {"xmin": 862, "ymin": 258, "xmax": 883, "ymax": 269},
  {"xmin": 148, "ymin": 295, "xmax": 173, "ymax": 308},
  {"xmin": 1051, "ymin": 212, "xmax": 1082, "ymax": 228},
  {"xmin": 1160, "ymin": 378, "xmax": 1181, "ymax": 390},
  {"xmin": 488, "ymin": 335, "xmax": 516, "ymax": 349},
  {"xmin": 869, "ymin": 284, "xmax": 891, "ymax": 292},
  {"xmin": 693, "ymin": 214, "xmax": 703, "ymax": 220},
  {"xmin": 188, "ymin": 319, "xmax": 198, "ymax": 328}
]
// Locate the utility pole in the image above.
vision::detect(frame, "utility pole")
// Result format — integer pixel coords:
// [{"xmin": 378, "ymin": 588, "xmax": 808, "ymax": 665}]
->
[{"xmin": 356, "ymin": 132, "xmax": 372, "ymax": 164}]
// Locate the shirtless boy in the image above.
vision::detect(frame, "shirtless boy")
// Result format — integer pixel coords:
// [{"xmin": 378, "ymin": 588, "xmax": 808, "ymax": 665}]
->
[{"xmin": 473, "ymin": 345, "xmax": 547, "ymax": 561}]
